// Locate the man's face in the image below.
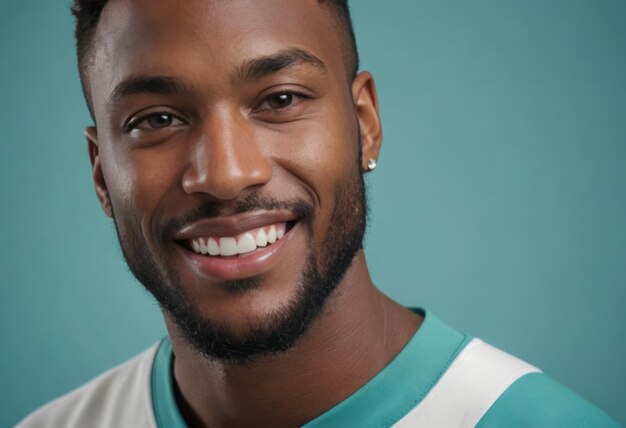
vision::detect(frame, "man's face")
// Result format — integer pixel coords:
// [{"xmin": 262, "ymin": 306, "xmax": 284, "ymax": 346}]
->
[{"xmin": 87, "ymin": 0, "xmax": 380, "ymax": 361}]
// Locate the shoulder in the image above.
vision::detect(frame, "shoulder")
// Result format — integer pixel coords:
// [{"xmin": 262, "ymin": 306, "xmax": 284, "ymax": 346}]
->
[
  {"xmin": 477, "ymin": 371, "xmax": 620, "ymax": 427},
  {"xmin": 17, "ymin": 343, "xmax": 160, "ymax": 428},
  {"xmin": 395, "ymin": 337, "xmax": 620, "ymax": 427}
]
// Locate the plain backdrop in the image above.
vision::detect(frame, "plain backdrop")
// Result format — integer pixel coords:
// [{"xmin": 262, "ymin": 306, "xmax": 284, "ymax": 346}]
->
[{"xmin": 1, "ymin": 1, "xmax": 625, "ymax": 426}]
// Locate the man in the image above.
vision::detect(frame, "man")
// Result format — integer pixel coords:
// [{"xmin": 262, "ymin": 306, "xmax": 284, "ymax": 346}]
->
[{"xmin": 19, "ymin": 0, "xmax": 619, "ymax": 426}]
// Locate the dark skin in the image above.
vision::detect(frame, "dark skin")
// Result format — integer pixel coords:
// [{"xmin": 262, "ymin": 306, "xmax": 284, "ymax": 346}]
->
[{"xmin": 86, "ymin": 0, "xmax": 422, "ymax": 426}]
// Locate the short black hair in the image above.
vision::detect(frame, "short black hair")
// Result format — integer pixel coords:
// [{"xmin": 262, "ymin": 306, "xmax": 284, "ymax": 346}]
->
[{"xmin": 70, "ymin": 0, "xmax": 360, "ymax": 120}]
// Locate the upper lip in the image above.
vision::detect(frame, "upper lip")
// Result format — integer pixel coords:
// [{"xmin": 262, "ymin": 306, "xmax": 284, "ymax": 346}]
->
[{"xmin": 172, "ymin": 211, "xmax": 298, "ymax": 241}]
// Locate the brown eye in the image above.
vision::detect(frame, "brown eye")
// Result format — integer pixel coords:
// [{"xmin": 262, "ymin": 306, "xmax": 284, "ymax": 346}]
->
[
  {"xmin": 256, "ymin": 92, "xmax": 307, "ymax": 112},
  {"xmin": 126, "ymin": 112, "xmax": 185, "ymax": 132},
  {"xmin": 147, "ymin": 113, "xmax": 174, "ymax": 128},
  {"xmin": 267, "ymin": 93, "xmax": 293, "ymax": 109}
]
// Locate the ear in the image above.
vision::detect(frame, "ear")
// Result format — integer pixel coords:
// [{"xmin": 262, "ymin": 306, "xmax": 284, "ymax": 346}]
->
[
  {"xmin": 86, "ymin": 127, "xmax": 113, "ymax": 217},
  {"xmin": 351, "ymin": 71, "xmax": 382, "ymax": 172}
]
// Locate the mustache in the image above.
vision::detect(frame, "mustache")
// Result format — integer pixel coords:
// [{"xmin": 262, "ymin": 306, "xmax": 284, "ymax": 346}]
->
[{"xmin": 159, "ymin": 193, "xmax": 313, "ymax": 244}]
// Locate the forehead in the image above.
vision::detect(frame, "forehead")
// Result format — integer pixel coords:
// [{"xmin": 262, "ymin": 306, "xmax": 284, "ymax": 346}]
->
[{"xmin": 90, "ymin": 0, "xmax": 345, "ymax": 113}]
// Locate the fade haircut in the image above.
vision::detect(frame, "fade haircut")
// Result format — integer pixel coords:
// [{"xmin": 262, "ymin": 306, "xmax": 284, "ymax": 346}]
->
[{"xmin": 70, "ymin": 0, "xmax": 360, "ymax": 121}]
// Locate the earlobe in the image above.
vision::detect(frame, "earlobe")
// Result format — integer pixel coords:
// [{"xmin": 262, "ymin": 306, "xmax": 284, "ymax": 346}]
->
[
  {"xmin": 351, "ymin": 72, "xmax": 383, "ymax": 173},
  {"xmin": 86, "ymin": 127, "xmax": 113, "ymax": 217}
]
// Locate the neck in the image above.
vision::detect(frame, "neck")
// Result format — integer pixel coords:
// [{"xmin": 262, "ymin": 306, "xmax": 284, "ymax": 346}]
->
[{"xmin": 165, "ymin": 252, "xmax": 422, "ymax": 428}]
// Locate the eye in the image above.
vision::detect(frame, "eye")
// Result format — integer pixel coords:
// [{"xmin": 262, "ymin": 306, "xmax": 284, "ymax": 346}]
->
[
  {"xmin": 266, "ymin": 93, "xmax": 293, "ymax": 109},
  {"xmin": 256, "ymin": 92, "xmax": 306, "ymax": 112},
  {"xmin": 146, "ymin": 113, "xmax": 176, "ymax": 128},
  {"xmin": 125, "ymin": 112, "xmax": 185, "ymax": 132}
]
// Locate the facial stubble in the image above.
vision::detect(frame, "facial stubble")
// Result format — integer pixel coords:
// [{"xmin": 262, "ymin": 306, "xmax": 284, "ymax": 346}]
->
[{"xmin": 110, "ymin": 162, "xmax": 367, "ymax": 364}]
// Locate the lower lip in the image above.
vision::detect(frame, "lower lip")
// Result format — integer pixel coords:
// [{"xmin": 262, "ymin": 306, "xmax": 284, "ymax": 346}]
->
[{"xmin": 177, "ymin": 224, "xmax": 297, "ymax": 281}]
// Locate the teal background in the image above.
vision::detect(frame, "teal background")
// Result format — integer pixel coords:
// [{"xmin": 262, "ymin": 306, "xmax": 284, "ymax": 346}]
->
[{"xmin": 1, "ymin": 1, "xmax": 624, "ymax": 425}]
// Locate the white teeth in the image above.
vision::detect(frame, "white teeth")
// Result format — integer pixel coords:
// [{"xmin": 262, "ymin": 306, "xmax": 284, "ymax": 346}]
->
[
  {"xmin": 188, "ymin": 222, "xmax": 289, "ymax": 256},
  {"xmin": 237, "ymin": 233, "xmax": 257, "ymax": 254},
  {"xmin": 256, "ymin": 228, "xmax": 268, "ymax": 247},
  {"xmin": 208, "ymin": 237, "xmax": 220, "ymax": 256},
  {"xmin": 219, "ymin": 237, "xmax": 238, "ymax": 256},
  {"xmin": 267, "ymin": 225, "xmax": 277, "ymax": 244},
  {"xmin": 200, "ymin": 238, "xmax": 208, "ymax": 255}
]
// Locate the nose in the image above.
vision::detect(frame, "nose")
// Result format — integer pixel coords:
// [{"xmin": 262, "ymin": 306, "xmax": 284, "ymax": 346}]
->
[{"xmin": 182, "ymin": 109, "xmax": 272, "ymax": 200}]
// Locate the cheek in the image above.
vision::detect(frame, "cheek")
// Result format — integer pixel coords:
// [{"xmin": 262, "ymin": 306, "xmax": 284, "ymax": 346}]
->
[
  {"xmin": 264, "ymin": 111, "xmax": 359, "ymax": 237},
  {"xmin": 100, "ymin": 145, "xmax": 137, "ymax": 212},
  {"xmin": 268, "ymin": 104, "xmax": 358, "ymax": 187},
  {"xmin": 101, "ymin": 143, "xmax": 182, "ymax": 236}
]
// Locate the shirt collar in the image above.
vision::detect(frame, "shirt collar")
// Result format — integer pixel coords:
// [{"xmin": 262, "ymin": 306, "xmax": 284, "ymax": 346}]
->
[{"xmin": 150, "ymin": 309, "xmax": 470, "ymax": 427}]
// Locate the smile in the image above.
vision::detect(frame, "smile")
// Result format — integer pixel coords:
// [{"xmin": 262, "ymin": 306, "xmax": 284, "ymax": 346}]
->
[
  {"xmin": 187, "ymin": 223, "xmax": 287, "ymax": 257},
  {"xmin": 173, "ymin": 213, "xmax": 301, "ymax": 280}
]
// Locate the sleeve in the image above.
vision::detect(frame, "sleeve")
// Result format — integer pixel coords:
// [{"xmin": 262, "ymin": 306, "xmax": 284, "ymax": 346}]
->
[{"xmin": 476, "ymin": 372, "xmax": 621, "ymax": 427}]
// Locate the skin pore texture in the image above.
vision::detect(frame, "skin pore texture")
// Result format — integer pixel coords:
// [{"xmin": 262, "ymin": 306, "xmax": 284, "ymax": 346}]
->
[{"xmin": 86, "ymin": 0, "xmax": 422, "ymax": 426}]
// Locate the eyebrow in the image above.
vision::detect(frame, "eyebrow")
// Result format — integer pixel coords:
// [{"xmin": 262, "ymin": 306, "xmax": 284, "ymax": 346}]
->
[
  {"xmin": 235, "ymin": 48, "xmax": 328, "ymax": 83},
  {"xmin": 108, "ymin": 48, "xmax": 327, "ymax": 106},
  {"xmin": 109, "ymin": 75, "xmax": 189, "ymax": 106}
]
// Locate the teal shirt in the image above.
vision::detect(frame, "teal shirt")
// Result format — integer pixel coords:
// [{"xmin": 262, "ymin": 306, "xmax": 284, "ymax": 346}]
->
[{"xmin": 151, "ymin": 310, "xmax": 619, "ymax": 427}]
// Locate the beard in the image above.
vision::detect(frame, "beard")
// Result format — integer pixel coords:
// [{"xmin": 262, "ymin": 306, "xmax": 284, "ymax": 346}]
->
[{"xmin": 111, "ymin": 166, "xmax": 367, "ymax": 364}]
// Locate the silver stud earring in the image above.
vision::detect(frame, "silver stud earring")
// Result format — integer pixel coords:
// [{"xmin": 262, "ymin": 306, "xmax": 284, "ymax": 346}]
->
[{"xmin": 367, "ymin": 158, "xmax": 377, "ymax": 171}]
